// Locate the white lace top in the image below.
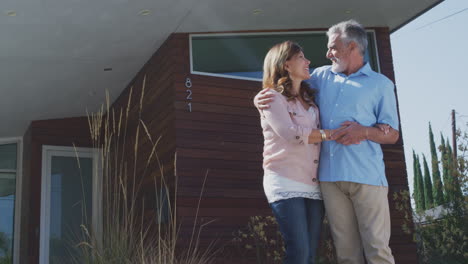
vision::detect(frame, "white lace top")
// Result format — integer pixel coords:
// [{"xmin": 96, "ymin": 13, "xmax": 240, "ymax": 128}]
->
[{"xmin": 263, "ymin": 171, "xmax": 322, "ymax": 203}]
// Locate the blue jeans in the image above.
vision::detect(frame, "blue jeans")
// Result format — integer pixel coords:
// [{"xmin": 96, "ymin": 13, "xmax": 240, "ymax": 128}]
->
[{"xmin": 270, "ymin": 198, "xmax": 324, "ymax": 264}]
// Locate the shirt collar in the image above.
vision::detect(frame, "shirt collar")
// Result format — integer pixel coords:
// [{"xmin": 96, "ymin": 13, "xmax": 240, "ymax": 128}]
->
[
  {"xmin": 357, "ymin": 62, "xmax": 373, "ymax": 76},
  {"xmin": 332, "ymin": 62, "xmax": 373, "ymax": 77}
]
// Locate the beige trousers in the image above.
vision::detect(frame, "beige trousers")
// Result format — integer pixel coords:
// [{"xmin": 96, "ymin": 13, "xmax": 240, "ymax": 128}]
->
[{"xmin": 321, "ymin": 182, "xmax": 395, "ymax": 264}]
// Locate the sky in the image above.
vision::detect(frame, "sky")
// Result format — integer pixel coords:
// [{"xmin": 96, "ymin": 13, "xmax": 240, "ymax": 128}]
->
[{"xmin": 390, "ymin": 0, "xmax": 468, "ymax": 196}]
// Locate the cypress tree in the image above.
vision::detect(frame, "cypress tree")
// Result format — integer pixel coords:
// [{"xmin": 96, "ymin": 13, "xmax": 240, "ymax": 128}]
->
[
  {"xmin": 412, "ymin": 150, "xmax": 420, "ymax": 209},
  {"xmin": 429, "ymin": 123, "xmax": 444, "ymax": 205},
  {"xmin": 440, "ymin": 134, "xmax": 449, "ymax": 201},
  {"xmin": 422, "ymin": 154, "xmax": 434, "ymax": 209},
  {"xmin": 415, "ymin": 154, "xmax": 426, "ymax": 211},
  {"xmin": 446, "ymin": 138, "xmax": 463, "ymax": 202}
]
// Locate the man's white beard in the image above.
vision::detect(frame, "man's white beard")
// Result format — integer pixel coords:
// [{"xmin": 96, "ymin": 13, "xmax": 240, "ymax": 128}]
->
[{"xmin": 331, "ymin": 57, "xmax": 347, "ymax": 73}]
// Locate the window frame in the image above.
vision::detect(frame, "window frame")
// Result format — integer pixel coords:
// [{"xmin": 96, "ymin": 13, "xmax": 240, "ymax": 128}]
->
[{"xmin": 189, "ymin": 30, "xmax": 381, "ymax": 82}]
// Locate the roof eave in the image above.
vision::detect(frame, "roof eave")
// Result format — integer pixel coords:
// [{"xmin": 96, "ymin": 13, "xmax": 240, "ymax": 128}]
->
[{"xmin": 390, "ymin": 0, "xmax": 445, "ymax": 34}]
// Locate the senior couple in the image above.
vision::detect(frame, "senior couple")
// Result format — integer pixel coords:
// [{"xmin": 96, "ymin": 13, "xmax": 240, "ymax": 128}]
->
[{"xmin": 255, "ymin": 20, "xmax": 399, "ymax": 264}]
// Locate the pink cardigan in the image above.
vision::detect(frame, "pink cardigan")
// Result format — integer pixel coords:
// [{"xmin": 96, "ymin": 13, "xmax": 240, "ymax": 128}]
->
[{"xmin": 258, "ymin": 90, "xmax": 321, "ymax": 186}]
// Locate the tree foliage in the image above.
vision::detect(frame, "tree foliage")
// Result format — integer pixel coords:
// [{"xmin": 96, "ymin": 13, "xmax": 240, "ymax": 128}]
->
[
  {"xmin": 446, "ymin": 138, "xmax": 463, "ymax": 202},
  {"xmin": 395, "ymin": 123, "xmax": 468, "ymax": 264},
  {"xmin": 422, "ymin": 154, "xmax": 434, "ymax": 209},
  {"xmin": 440, "ymin": 134, "xmax": 449, "ymax": 201},
  {"xmin": 413, "ymin": 153, "xmax": 426, "ymax": 211},
  {"xmin": 429, "ymin": 123, "xmax": 444, "ymax": 205}
]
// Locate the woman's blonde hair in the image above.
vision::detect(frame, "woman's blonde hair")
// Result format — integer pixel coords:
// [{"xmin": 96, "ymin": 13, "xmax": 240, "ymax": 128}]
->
[{"xmin": 262, "ymin": 41, "xmax": 316, "ymax": 104}]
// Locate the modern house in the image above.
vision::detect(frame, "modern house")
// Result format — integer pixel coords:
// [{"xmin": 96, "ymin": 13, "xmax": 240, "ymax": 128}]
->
[{"xmin": 0, "ymin": 0, "xmax": 444, "ymax": 263}]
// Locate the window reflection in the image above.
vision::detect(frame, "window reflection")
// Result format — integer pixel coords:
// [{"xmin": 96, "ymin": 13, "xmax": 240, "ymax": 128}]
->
[
  {"xmin": 191, "ymin": 32, "xmax": 379, "ymax": 80},
  {"xmin": 0, "ymin": 193, "xmax": 14, "ymax": 262},
  {"xmin": 49, "ymin": 156, "xmax": 92, "ymax": 264}
]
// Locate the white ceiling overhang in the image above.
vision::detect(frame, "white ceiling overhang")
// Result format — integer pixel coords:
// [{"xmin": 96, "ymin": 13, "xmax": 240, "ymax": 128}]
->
[{"xmin": 0, "ymin": 0, "xmax": 443, "ymax": 137}]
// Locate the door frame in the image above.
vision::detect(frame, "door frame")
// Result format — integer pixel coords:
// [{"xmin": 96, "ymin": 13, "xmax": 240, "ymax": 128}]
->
[{"xmin": 39, "ymin": 145, "xmax": 101, "ymax": 264}]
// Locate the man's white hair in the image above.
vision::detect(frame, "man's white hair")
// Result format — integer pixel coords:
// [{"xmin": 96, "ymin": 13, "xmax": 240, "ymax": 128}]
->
[{"xmin": 327, "ymin": 19, "xmax": 368, "ymax": 56}]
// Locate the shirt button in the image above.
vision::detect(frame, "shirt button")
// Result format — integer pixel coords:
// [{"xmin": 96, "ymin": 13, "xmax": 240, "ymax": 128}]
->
[
  {"xmin": 330, "ymin": 154, "xmax": 334, "ymax": 157},
  {"xmin": 312, "ymin": 178, "xmax": 317, "ymax": 182},
  {"xmin": 296, "ymin": 136, "xmax": 300, "ymax": 139},
  {"xmin": 314, "ymin": 160, "xmax": 319, "ymax": 164},
  {"xmin": 293, "ymin": 112, "xmax": 297, "ymax": 116},
  {"xmin": 335, "ymin": 104, "xmax": 339, "ymax": 106},
  {"xmin": 330, "ymin": 120, "xmax": 334, "ymax": 123}
]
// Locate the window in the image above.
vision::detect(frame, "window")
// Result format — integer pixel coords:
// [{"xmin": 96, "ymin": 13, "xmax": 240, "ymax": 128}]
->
[
  {"xmin": 0, "ymin": 143, "xmax": 18, "ymax": 264},
  {"xmin": 190, "ymin": 31, "xmax": 380, "ymax": 81}
]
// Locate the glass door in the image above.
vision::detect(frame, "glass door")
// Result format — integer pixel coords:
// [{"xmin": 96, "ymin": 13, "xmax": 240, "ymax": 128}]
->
[
  {"xmin": 0, "ymin": 143, "xmax": 18, "ymax": 264},
  {"xmin": 40, "ymin": 146, "xmax": 101, "ymax": 264}
]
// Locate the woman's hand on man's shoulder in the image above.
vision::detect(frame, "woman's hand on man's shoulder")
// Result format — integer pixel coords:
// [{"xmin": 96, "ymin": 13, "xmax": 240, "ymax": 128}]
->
[{"xmin": 254, "ymin": 88, "xmax": 277, "ymax": 110}]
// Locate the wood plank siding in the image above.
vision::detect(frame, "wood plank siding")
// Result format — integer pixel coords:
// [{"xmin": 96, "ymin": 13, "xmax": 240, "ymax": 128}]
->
[{"xmin": 107, "ymin": 34, "xmax": 178, "ymax": 237}]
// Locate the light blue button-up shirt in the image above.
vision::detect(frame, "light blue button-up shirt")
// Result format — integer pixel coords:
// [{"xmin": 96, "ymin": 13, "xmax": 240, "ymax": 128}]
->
[{"xmin": 308, "ymin": 63, "xmax": 399, "ymax": 186}]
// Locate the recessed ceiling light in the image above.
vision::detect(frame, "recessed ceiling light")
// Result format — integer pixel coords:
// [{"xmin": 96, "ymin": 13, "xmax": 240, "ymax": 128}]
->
[
  {"xmin": 104, "ymin": 68, "xmax": 113, "ymax": 71},
  {"xmin": 139, "ymin": 9, "xmax": 151, "ymax": 16},
  {"xmin": 253, "ymin": 9, "xmax": 262, "ymax": 15},
  {"xmin": 6, "ymin": 10, "xmax": 17, "ymax": 16},
  {"xmin": 345, "ymin": 10, "xmax": 352, "ymax": 14}
]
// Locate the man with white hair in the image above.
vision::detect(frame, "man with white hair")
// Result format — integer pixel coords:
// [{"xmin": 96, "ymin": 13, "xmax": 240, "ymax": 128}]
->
[{"xmin": 255, "ymin": 20, "xmax": 399, "ymax": 263}]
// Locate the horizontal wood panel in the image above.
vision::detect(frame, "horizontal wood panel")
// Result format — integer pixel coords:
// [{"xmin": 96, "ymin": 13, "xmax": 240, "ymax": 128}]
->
[
  {"xmin": 177, "ymin": 188, "xmax": 264, "ymax": 199},
  {"xmin": 382, "ymin": 149, "xmax": 406, "ymax": 162},
  {"xmin": 176, "ymin": 168, "xmax": 263, "ymax": 195},
  {"xmin": 387, "ymin": 178, "xmax": 410, "ymax": 186},
  {"xmin": 383, "ymin": 160, "xmax": 407, "ymax": 170},
  {"xmin": 176, "ymin": 137, "xmax": 262, "ymax": 154},
  {"xmin": 125, "ymin": 81, "xmax": 175, "ymax": 126},
  {"xmin": 142, "ymin": 71, "xmax": 175, "ymax": 105},
  {"xmin": 174, "ymin": 72, "xmax": 261, "ymax": 91},
  {"xmin": 178, "ymin": 175, "xmax": 262, "ymax": 189},
  {"xmin": 177, "ymin": 197, "xmax": 267, "ymax": 208},
  {"xmin": 176, "ymin": 110, "xmax": 259, "ymax": 127},
  {"xmin": 177, "ymin": 167, "xmax": 262, "ymax": 178},
  {"xmin": 175, "ymin": 101, "xmax": 259, "ymax": 117},
  {"xmin": 176, "ymin": 91, "xmax": 256, "ymax": 108},
  {"xmin": 176, "ymin": 129, "xmax": 263, "ymax": 144},
  {"xmin": 177, "ymin": 156, "xmax": 262, "ymax": 171},
  {"xmin": 175, "ymin": 81, "xmax": 259, "ymax": 99},
  {"xmin": 177, "ymin": 147, "xmax": 262, "ymax": 162},
  {"xmin": 116, "ymin": 72, "xmax": 173, "ymax": 119},
  {"xmin": 177, "ymin": 206, "xmax": 271, "ymax": 217},
  {"xmin": 175, "ymin": 118, "xmax": 261, "ymax": 135}
]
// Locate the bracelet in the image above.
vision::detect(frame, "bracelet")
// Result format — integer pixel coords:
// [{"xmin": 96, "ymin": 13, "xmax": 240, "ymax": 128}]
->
[{"xmin": 319, "ymin": 129, "xmax": 326, "ymax": 141}]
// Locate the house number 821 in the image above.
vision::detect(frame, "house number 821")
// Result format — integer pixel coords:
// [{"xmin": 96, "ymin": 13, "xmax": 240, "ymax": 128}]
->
[{"xmin": 185, "ymin": 77, "xmax": 192, "ymax": 112}]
